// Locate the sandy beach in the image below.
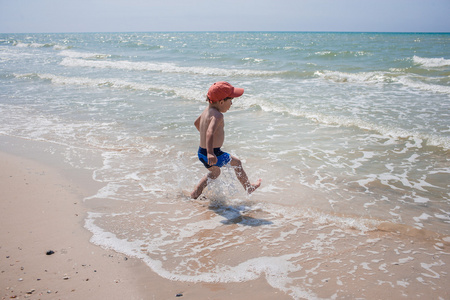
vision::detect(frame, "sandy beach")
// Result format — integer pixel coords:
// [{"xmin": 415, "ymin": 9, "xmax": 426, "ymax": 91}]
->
[
  {"xmin": 0, "ymin": 135, "xmax": 449, "ymax": 300},
  {"xmin": 0, "ymin": 147, "xmax": 289, "ymax": 300},
  {"xmin": 2, "ymin": 147, "xmax": 449, "ymax": 300}
]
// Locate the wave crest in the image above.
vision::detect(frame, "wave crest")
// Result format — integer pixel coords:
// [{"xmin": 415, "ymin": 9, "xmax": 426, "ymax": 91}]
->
[
  {"xmin": 315, "ymin": 70, "xmax": 450, "ymax": 94},
  {"xmin": 242, "ymin": 98, "xmax": 450, "ymax": 150},
  {"xmin": 13, "ymin": 73, "xmax": 205, "ymax": 101},
  {"xmin": 413, "ymin": 56, "xmax": 450, "ymax": 68},
  {"xmin": 60, "ymin": 57, "xmax": 282, "ymax": 77}
]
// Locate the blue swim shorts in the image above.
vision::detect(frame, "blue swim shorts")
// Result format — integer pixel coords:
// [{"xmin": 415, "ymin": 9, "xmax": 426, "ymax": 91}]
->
[{"xmin": 198, "ymin": 147, "xmax": 231, "ymax": 169}]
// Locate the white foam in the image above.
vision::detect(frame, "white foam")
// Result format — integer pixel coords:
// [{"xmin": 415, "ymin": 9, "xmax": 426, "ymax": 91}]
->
[
  {"xmin": 413, "ymin": 213, "xmax": 431, "ymax": 222},
  {"xmin": 313, "ymin": 50, "xmax": 370, "ymax": 58},
  {"xmin": 315, "ymin": 51, "xmax": 332, "ymax": 56},
  {"xmin": 413, "ymin": 195, "xmax": 430, "ymax": 204},
  {"xmin": 178, "ymin": 218, "xmax": 223, "ymax": 238},
  {"xmin": 265, "ymin": 203, "xmax": 381, "ymax": 233},
  {"xmin": 397, "ymin": 76, "xmax": 450, "ymax": 94},
  {"xmin": 315, "ymin": 69, "xmax": 450, "ymax": 95},
  {"xmin": 420, "ymin": 262, "xmax": 443, "ymax": 279},
  {"xmin": 84, "ymin": 211, "xmax": 310, "ymax": 297},
  {"xmin": 53, "ymin": 44, "xmax": 70, "ymax": 50},
  {"xmin": 244, "ymin": 98, "xmax": 450, "ymax": 150},
  {"xmin": 379, "ymin": 263, "xmax": 388, "ymax": 273},
  {"xmin": 434, "ymin": 214, "xmax": 450, "ymax": 221},
  {"xmin": 314, "ymin": 70, "xmax": 392, "ymax": 84},
  {"xmin": 242, "ymin": 57, "xmax": 265, "ymax": 63},
  {"xmin": 15, "ymin": 42, "xmax": 47, "ymax": 48},
  {"xmin": 9, "ymin": 40, "xmax": 70, "ymax": 50},
  {"xmin": 125, "ymin": 171, "xmax": 141, "ymax": 181},
  {"xmin": 392, "ymin": 256, "xmax": 414, "ymax": 265},
  {"xmin": 13, "ymin": 73, "xmax": 205, "ymax": 101},
  {"xmin": 349, "ymin": 151, "xmax": 376, "ymax": 169},
  {"xmin": 397, "ymin": 280, "xmax": 409, "ymax": 287},
  {"xmin": 413, "ymin": 56, "xmax": 450, "ymax": 68},
  {"xmin": 85, "ymin": 182, "xmax": 124, "ymax": 202},
  {"xmin": 60, "ymin": 57, "xmax": 282, "ymax": 76},
  {"xmin": 58, "ymin": 50, "xmax": 110, "ymax": 59}
]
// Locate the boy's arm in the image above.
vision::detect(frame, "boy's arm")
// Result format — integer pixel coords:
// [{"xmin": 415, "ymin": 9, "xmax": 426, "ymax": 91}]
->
[
  {"xmin": 205, "ymin": 114, "xmax": 223, "ymax": 166},
  {"xmin": 194, "ymin": 115, "xmax": 201, "ymax": 132}
]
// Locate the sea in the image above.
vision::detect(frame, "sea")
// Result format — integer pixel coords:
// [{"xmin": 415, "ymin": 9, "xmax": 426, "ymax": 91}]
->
[{"xmin": 1, "ymin": 32, "xmax": 449, "ymax": 299}]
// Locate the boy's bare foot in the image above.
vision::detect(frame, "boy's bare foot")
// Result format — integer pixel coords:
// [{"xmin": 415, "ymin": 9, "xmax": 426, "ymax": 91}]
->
[
  {"xmin": 247, "ymin": 179, "xmax": 262, "ymax": 194},
  {"xmin": 182, "ymin": 189, "xmax": 199, "ymax": 199},
  {"xmin": 190, "ymin": 190, "xmax": 201, "ymax": 199}
]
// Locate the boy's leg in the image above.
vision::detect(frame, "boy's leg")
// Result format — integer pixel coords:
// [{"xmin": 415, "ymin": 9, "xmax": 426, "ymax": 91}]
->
[
  {"xmin": 229, "ymin": 155, "xmax": 261, "ymax": 194},
  {"xmin": 191, "ymin": 166, "xmax": 220, "ymax": 199}
]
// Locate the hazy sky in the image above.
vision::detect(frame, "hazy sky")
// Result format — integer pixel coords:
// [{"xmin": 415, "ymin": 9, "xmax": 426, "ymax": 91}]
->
[{"xmin": 1, "ymin": 0, "xmax": 449, "ymax": 33}]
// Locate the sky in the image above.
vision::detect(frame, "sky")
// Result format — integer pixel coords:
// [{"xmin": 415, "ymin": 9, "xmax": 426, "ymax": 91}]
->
[{"xmin": 0, "ymin": 0, "xmax": 449, "ymax": 33}]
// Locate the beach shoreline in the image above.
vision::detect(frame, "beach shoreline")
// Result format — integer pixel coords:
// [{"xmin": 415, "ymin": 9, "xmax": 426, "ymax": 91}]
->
[{"xmin": 0, "ymin": 138, "xmax": 290, "ymax": 300}]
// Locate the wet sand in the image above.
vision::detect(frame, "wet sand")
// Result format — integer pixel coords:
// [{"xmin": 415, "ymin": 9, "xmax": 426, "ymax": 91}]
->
[
  {"xmin": 0, "ymin": 149, "xmax": 289, "ymax": 299},
  {"xmin": 0, "ymin": 137, "xmax": 449, "ymax": 299}
]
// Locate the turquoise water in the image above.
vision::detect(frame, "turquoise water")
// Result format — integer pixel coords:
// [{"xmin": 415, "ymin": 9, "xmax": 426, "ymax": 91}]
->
[{"xmin": 1, "ymin": 32, "xmax": 449, "ymax": 298}]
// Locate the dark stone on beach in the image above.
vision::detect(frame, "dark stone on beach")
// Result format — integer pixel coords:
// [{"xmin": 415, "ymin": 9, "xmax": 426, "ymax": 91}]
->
[
  {"xmin": 176, "ymin": 293, "xmax": 183, "ymax": 297},
  {"xmin": 46, "ymin": 250, "xmax": 55, "ymax": 255}
]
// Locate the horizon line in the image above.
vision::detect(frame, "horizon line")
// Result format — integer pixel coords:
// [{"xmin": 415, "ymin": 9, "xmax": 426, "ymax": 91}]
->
[{"xmin": 1, "ymin": 30, "xmax": 449, "ymax": 35}]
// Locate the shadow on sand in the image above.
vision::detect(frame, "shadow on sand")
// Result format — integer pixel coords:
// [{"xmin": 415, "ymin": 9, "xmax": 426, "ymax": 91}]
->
[{"xmin": 208, "ymin": 200, "xmax": 273, "ymax": 227}]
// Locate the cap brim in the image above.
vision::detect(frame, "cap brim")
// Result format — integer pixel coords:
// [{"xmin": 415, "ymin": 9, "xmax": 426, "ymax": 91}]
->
[{"xmin": 231, "ymin": 87, "xmax": 244, "ymax": 98}]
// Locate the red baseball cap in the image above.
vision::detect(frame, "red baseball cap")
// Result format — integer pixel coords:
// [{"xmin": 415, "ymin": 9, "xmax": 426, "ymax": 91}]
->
[{"xmin": 207, "ymin": 82, "xmax": 244, "ymax": 103}]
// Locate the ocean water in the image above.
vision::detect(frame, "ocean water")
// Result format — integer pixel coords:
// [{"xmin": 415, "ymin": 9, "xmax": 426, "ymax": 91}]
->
[{"xmin": 1, "ymin": 32, "xmax": 449, "ymax": 298}]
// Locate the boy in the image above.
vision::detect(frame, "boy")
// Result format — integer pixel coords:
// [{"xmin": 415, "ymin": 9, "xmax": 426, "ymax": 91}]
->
[{"xmin": 190, "ymin": 81, "xmax": 262, "ymax": 199}]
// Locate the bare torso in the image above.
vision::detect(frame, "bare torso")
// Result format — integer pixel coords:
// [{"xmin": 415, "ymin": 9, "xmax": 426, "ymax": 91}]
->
[{"xmin": 197, "ymin": 106, "xmax": 224, "ymax": 149}]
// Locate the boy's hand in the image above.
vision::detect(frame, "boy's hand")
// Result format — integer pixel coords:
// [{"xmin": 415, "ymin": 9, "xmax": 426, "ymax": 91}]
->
[{"xmin": 207, "ymin": 153, "xmax": 217, "ymax": 166}]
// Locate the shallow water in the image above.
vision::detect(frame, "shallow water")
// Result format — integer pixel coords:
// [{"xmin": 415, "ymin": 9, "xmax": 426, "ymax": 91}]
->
[{"xmin": 1, "ymin": 32, "xmax": 449, "ymax": 298}]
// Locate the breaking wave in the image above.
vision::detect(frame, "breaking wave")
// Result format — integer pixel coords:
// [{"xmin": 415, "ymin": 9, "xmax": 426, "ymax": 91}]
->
[
  {"xmin": 315, "ymin": 70, "xmax": 450, "ymax": 94},
  {"xmin": 243, "ymin": 98, "xmax": 450, "ymax": 150},
  {"xmin": 413, "ymin": 55, "xmax": 450, "ymax": 68},
  {"xmin": 13, "ymin": 73, "xmax": 205, "ymax": 101},
  {"xmin": 60, "ymin": 57, "xmax": 283, "ymax": 77}
]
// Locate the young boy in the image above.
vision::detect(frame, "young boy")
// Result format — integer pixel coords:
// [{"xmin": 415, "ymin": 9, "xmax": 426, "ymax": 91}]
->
[{"xmin": 190, "ymin": 81, "xmax": 262, "ymax": 199}]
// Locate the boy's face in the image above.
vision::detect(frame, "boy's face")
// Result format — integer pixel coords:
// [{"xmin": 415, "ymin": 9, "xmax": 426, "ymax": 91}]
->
[{"xmin": 218, "ymin": 97, "xmax": 233, "ymax": 113}]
